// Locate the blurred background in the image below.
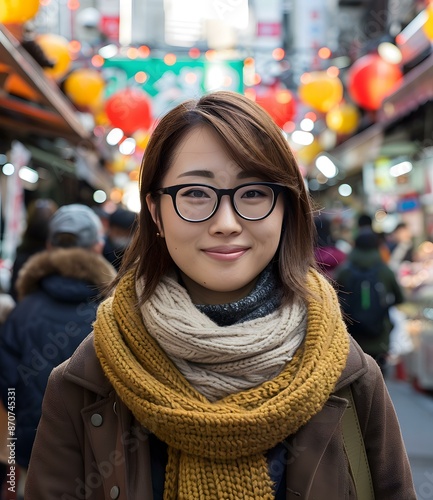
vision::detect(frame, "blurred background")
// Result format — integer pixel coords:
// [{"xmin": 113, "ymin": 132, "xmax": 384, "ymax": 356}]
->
[
  {"xmin": 0, "ymin": 0, "xmax": 431, "ymax": 217},
  {"xmin": 1, "ymin": 1, "xmax": 433, "ymax": 496},
  {"xmin": 0, "ymin": 2, "xmax": 433, "ymax": 290}
]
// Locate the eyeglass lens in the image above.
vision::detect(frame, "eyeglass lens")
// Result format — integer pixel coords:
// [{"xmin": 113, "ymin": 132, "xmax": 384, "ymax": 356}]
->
[{"xmin": 175, "ymin": 185, "xmax": 275, "ymax": 221}]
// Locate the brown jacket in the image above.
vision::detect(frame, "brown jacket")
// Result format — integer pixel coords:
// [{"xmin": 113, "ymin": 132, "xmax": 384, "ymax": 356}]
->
[{"xmin": 25, "ymin": 335, "xmax": 415, "ymax": 499}]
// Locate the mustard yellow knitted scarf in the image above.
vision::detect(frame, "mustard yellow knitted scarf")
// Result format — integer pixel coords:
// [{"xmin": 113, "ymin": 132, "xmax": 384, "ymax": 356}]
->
[{"xmin": 94, "ymin": 268, "xmax": 350, "ymax": 499}]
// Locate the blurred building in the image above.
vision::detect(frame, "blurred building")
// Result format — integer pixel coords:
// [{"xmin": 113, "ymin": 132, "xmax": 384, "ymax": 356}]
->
[{"xmin": 2, "ymin": 0, "xmax": 433, "ymax": 252}]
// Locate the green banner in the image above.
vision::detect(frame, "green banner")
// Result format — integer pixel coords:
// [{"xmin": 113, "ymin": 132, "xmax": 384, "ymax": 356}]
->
[{"xmin": 103, "ymin": 57, "xmax": 244, "ymax": 117}]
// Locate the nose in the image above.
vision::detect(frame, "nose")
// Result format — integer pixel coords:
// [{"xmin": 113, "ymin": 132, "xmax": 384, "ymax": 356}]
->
[{"xmin": 208, "ymin": 195, "xmax": 242, "ymax": 235}]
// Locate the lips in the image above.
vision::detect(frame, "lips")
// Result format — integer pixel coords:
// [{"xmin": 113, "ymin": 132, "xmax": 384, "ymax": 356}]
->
[{"xmin": 202, "ymin": 246, "xmax": 249, "ymax": 261}]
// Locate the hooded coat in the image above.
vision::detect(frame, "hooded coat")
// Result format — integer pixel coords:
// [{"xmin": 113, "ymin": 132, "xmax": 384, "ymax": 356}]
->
[{"xmin": 0, "ymin": 248, "xmax": 116, "ymax": 468}]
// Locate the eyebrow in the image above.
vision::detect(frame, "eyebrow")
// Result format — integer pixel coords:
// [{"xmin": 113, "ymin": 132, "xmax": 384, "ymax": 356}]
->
[
  {"xmin": 177, "ymin": 169, "xmax": 260, "ymax": 179},
  {"xmin": 177, "ymin": 170, "xmax": 214, "ymax": 179}
]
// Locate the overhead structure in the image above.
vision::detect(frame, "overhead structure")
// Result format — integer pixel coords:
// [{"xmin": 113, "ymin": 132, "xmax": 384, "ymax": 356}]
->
[{"xmin": 0, "ymin": 23, "xmax": 90, "ymax": 144}]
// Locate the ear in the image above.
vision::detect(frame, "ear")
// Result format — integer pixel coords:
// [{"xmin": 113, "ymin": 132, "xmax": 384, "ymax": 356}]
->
[{"xmin": 146, "ymin": 193, "xmax": 164, "ymax": 237}]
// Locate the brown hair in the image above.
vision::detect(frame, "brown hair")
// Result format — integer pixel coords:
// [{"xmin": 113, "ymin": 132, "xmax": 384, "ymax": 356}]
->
[{"xmin": 115, "ymin": 91, "xmax": 316, "ymax": 304}]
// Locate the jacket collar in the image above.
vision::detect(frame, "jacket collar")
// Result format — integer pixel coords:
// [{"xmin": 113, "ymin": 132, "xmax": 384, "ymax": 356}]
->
[
  {"xmin": 64, "ymin": 332, "xmax": 367, "ymax": 398},
  {"xmin": 63, "ymin": 333, "xmax": 112, "ymax": 397}
]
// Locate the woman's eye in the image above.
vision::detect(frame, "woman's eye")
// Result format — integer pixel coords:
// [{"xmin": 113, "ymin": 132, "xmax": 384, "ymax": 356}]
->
[
  {"xmin": 242, "ymin": 189, "xmax": 266, "ymax": 198},
  {"xmin": 182, "ymin": 189, "xmax": 210, "ymax": 198}
]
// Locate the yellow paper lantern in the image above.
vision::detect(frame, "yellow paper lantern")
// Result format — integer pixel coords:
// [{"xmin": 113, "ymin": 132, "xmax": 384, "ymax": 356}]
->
[
  {"xmin": 0, "ymin": 0, "xmax": 40, "ymax": 24},
  {"xmin": 326, "ymin": 103, "xmax": 360, "ymax": 135},
  {"xmin": 64, "ymin": 69, "xmax": 105, "ymax": 108},
  {"xmin": 296, "ymin": 139, "xmax": 323, "ymax": 166},
  {"xmin": 94, "ymin": 108, "xmax": 110, "ymax": 126},
  {"xmin": 423, "ymin": 3, "xmax": 433, "ymax": 40},
  {"xmin": 133, "ymin": 130, "xmax": 150, "ymax": 150},
  {"xmin": 109, "ymin": 154, "xmax": 128, "ymax": 173},
  {"xmin": 298, "ymin": 72, "xmax": 343, "ymax": 113},
  {"xmin": 36, "ymin": 34, "xmax": 71, "ymax": 80}
]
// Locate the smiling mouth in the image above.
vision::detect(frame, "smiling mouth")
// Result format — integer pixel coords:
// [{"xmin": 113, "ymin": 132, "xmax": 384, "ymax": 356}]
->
[{"xmin": 202, "ymin": 248, "xmax": 249, "ymax": 261}]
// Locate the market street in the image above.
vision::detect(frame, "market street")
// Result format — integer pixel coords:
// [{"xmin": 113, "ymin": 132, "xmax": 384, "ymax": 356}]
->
[{"xmin": 387, "ymin": 379, "xmax": 433, "ymax": 500}]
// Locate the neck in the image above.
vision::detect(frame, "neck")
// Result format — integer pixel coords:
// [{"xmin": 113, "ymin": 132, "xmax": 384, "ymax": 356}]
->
[{"xmin": 179, "ymin": 270, "xmax": 258, "ymax": 305}]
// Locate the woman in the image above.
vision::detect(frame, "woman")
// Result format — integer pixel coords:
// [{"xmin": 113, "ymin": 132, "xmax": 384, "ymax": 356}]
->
[{"xmin": 25, "ymin": 91, "xmax": 415, "ymax": 499}]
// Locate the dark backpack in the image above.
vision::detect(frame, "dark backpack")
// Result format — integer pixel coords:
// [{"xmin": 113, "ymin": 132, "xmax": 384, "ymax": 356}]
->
[{"xmin": 340, "ymin": 263, "xmax": 390, "ymax": 338}]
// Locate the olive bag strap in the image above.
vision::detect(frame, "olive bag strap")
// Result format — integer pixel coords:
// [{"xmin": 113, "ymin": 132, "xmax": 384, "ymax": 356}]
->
[{"xmin": 338, "ymin": 385, "xmax": 375, "ymax": 500}]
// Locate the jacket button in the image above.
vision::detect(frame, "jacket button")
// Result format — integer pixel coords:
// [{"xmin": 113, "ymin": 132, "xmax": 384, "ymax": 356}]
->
[
  {"xmin": 110, "ymin": 486, "xmax": 120, "ymax": 499},
  {"xmin": 90, "ymin": 413, "xmax": 103, "ymax": 427}
]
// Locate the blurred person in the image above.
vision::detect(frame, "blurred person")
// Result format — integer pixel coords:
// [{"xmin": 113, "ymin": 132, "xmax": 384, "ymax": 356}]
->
[
  {"xmin": 0, "ymin": 401, "xmax": 7, "ymax": 500},
  {"xmin": 92, "ymin": 205, "xmax": 110, "ymax": 234},
  {"xmin": 26, "ymin": 92, "xmax": 414, "ymax": 499},
  {"xmin": 9, "ymin": 198, "xmax": 58, "ymax": 301},
  {"xmin": 356, "ymin": 212, "xmax": 390, "ymax": 262},
  {"xmin": 0, "ymin": 204, "xmax": 116, "ymax": 499},
  {"xmin": 0, "ymin": 294, "xmax": 14, "ymax": 325},
  {"xmin": 314, "ymin": 214, "xmax": 347, "ymax": 279},
  {"xmin": 334, "ymin": 232, "xmax": 404, "ymax": 375},
  {"xmin": 357, "ymin": 213, "xmax": 373, "ymax": 234},
  {"xmin": 333, "ymin": 222, "xmax": 353, "ymax": 254},
  {"xmin": 103, "ymin": 207, "xmax": 137, "ymax": 270},
  {"xmin": 388, "ymin": 222, "xmax": 414, "ymax": 273},
  {"xmin": 0, "ymin": 293, "xmax": 15, "ymax": 500}
]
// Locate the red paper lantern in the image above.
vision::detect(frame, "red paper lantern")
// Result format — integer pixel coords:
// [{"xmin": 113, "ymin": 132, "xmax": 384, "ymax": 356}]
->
[
  {"xmin": 255, "ymin": 88, "xmax": 296, "ymax": 128},
  {"xmin": 105, "ymin": 88, "xmax": 152, "ymax": 134},
  {"xmin": 347, "ymin": 54, "xmax": 402, "ymax": 111}
]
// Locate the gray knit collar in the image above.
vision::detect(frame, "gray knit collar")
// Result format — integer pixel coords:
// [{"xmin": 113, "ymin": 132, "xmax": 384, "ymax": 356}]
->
[{"xmin": 191, "ymin": 264, "xmax": 283, "ymax": 326}]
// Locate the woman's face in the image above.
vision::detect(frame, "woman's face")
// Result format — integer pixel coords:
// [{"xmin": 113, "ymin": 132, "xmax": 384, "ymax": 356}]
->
[{"xmin": 147, "ymin": 126, "xmax": 285, "ymax": 305}]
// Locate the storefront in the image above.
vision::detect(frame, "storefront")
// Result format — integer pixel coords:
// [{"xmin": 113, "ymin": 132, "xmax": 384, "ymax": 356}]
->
[
  {"xmin": 0, "ymin": 23, "xmax": 112, "ymax": 286},
  {"xmin": 0, "ymin": 23, "xmax": 112, "ymax": 204}
]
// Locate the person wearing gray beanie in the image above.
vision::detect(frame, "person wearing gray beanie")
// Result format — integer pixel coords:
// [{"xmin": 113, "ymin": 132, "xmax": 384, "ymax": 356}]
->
[{"xmin": 0, "ymin": 204, "xmax": 116, "ymax": 496}]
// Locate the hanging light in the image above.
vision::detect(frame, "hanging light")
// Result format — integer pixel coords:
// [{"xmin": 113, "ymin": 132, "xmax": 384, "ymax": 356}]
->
[
  {"xmin": 378, "ymin": 41, "xmax": 402, "ymax": 64},
  {"xmin": 315, "ymin": 155, "xmax": 338, "ymax": 178}
]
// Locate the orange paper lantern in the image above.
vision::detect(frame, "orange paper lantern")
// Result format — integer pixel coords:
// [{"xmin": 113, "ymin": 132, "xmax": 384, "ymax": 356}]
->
[
  {"xmin": 36, "ymin": 34, "xmax": 72, "ymax": 81},
  {"xmin": 0, "ymin": 0, "xmax": 40, "ymax": 23},
  {"xmin": 64, "ymin": 69, "xmax": 105, "ymax": 108},
  {"xmin": 105, "ymin": 88, "xmax": 153, "ymax": 134},
  {"xmin": 5, "ymin": 74, "xmax": 39, "ymax": 101},
  {"xmin": 347, "ymin": 54, "xmax": 402, "ymax": 110},
  {"xmin": 298, "ymin": 72, "xmax": 343, "ymax": 113}
]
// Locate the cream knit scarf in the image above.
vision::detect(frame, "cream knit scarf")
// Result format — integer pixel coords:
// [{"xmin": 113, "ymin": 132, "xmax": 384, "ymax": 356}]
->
[
  {"xmin": 135, "ymin": 273, "xmax": 307, "ymax": 401},
  {"xmin": 94, "ymin": 268, "xmax": 350, "ymax": 500}
]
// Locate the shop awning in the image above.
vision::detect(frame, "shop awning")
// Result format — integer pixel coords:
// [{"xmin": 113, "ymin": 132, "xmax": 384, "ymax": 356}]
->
[
  {"xmin": 0, "ymin": 24, "xmax": 91, "ymax": 144},
  {"xmin": 379, "ymin": 52, "xmax": 433, "ymax": 123},
  {"xmin": 328, "ymin": 122, "xmax": 385, "ymax": 173},
  {"xmin": 329, "ymin": 52, "xmax": 433, "ymax": 174}
]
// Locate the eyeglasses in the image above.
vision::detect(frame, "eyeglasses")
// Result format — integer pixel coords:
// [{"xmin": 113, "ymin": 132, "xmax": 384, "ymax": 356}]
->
[{"xmin": 154, "ymin": 182, "xmax": 287, "ymax": 223}]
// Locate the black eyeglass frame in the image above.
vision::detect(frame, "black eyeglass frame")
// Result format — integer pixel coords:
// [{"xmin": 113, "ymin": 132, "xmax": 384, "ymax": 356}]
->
[{"xmin": 154, "ymin": 182, "xmax": 288, "ymax": 222}]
